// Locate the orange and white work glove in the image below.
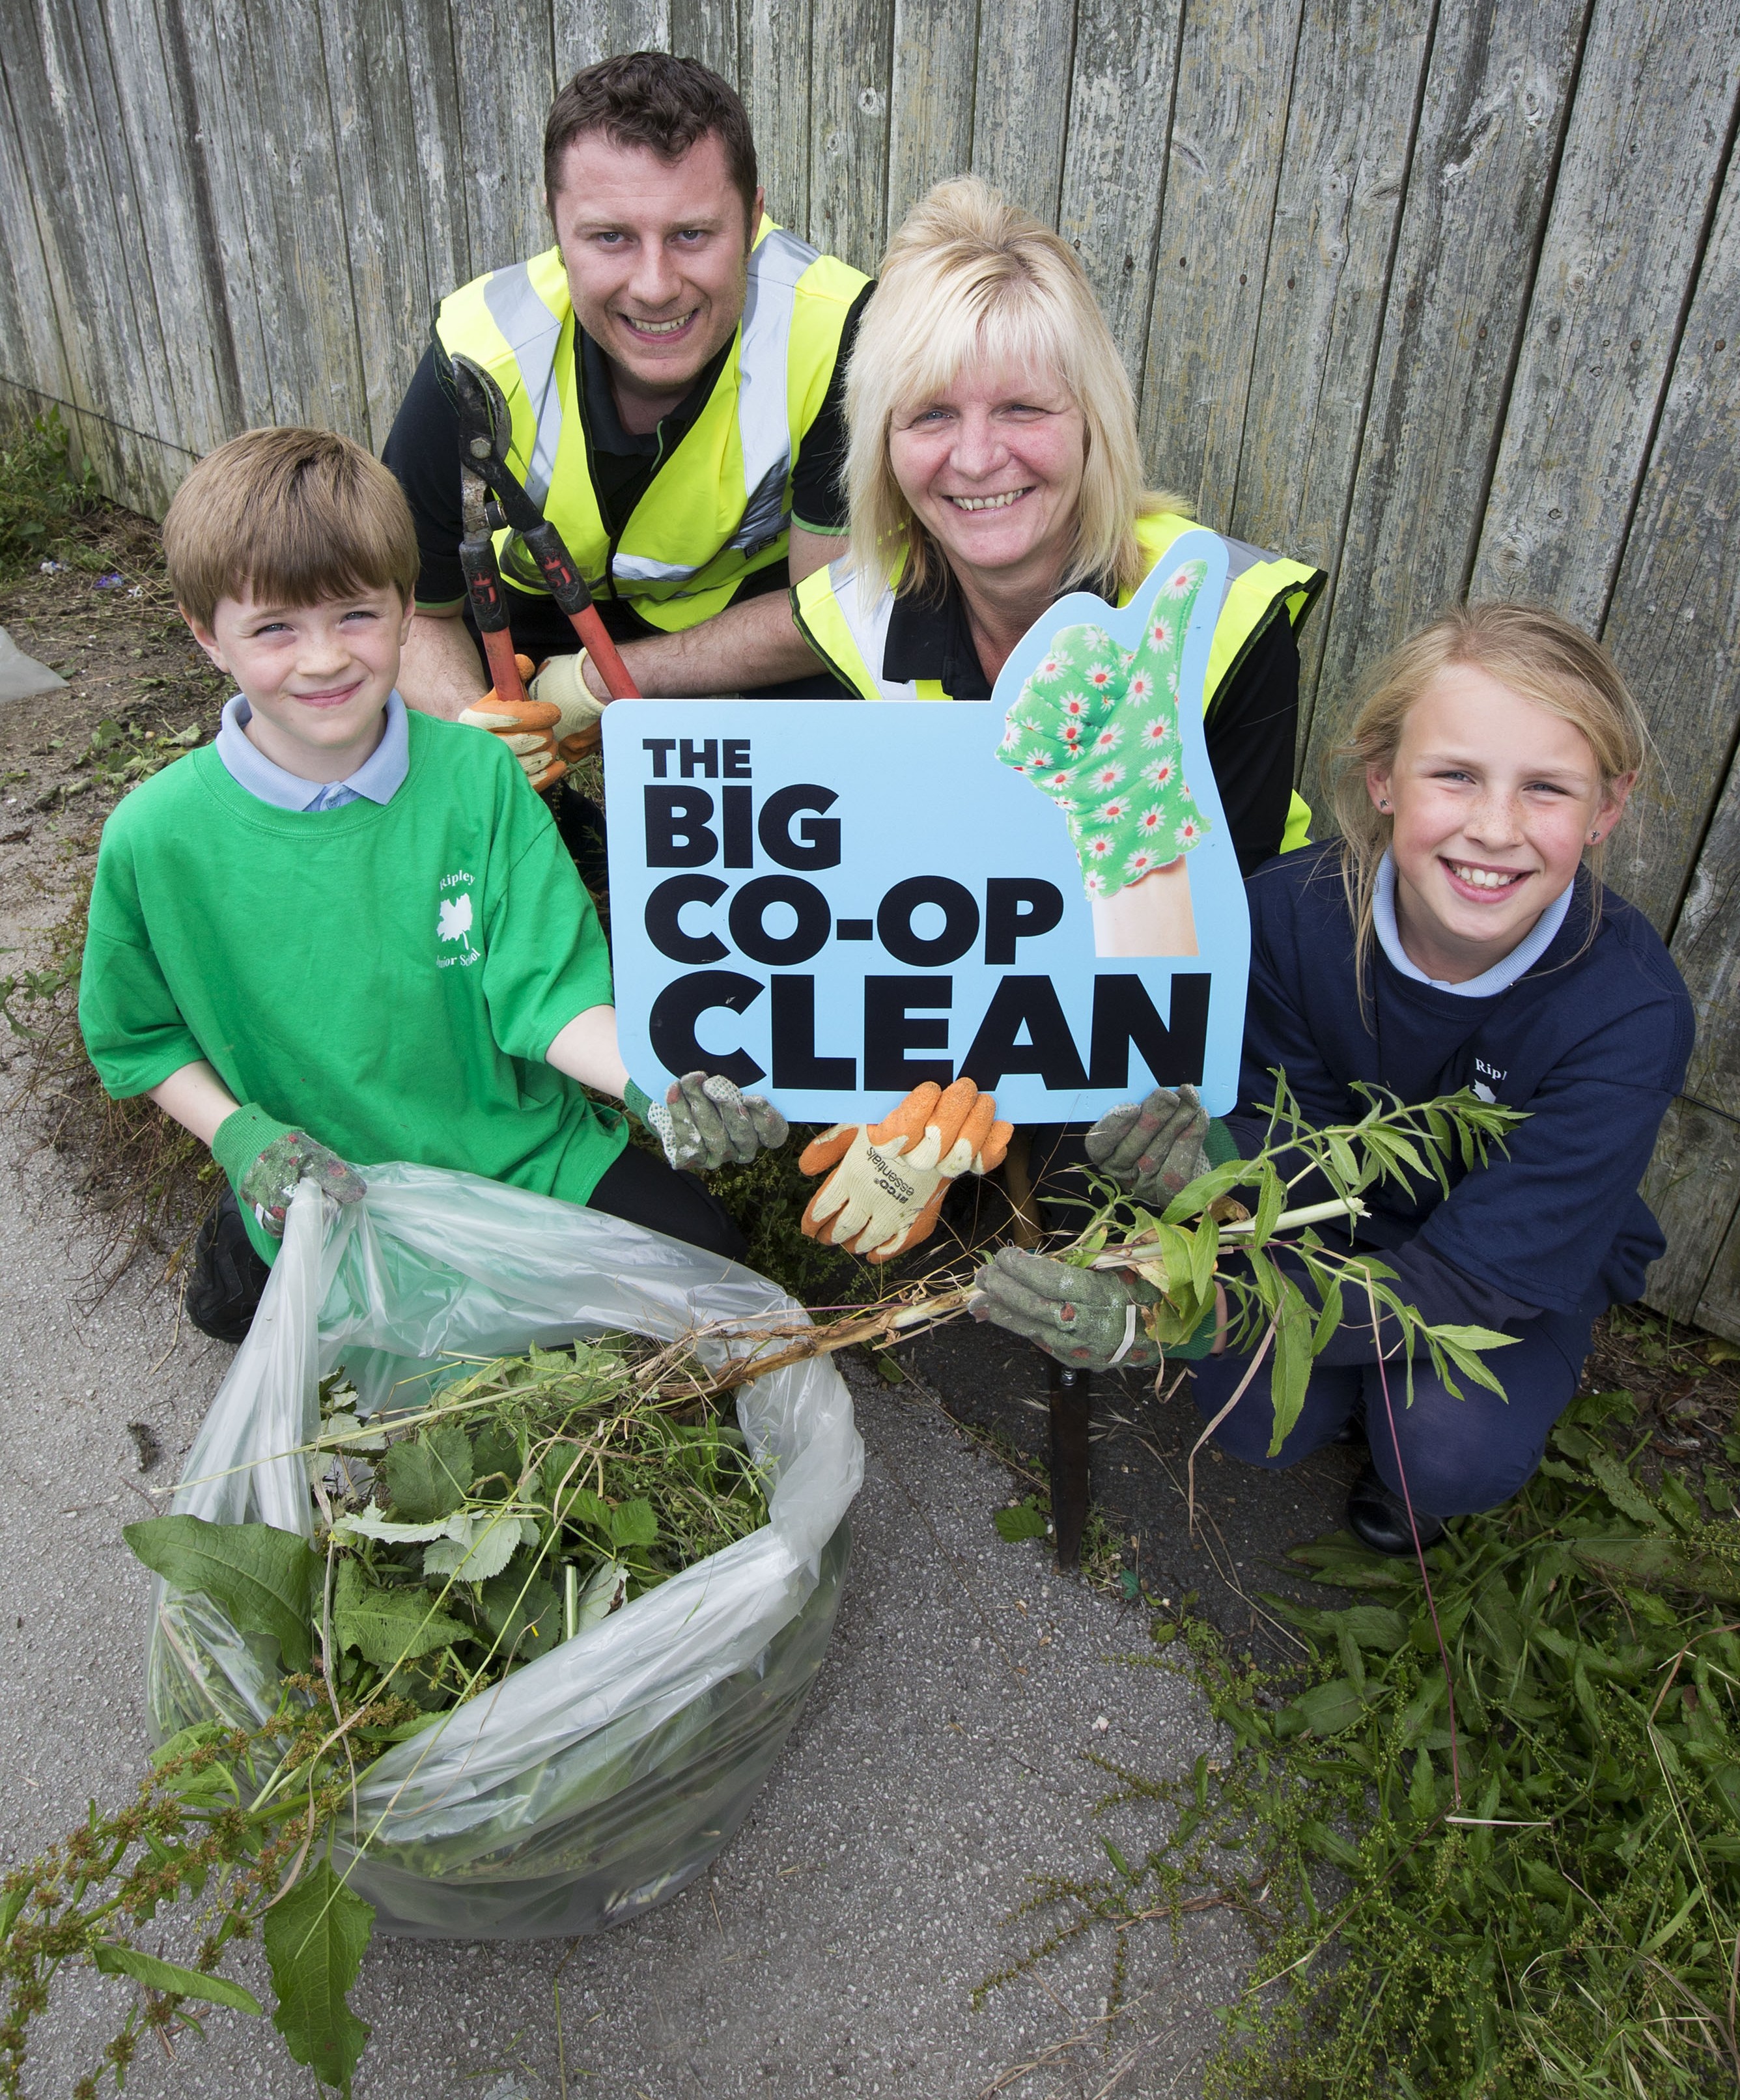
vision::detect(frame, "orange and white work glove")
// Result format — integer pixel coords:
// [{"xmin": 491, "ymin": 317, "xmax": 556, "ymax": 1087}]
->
[
  {"xmin": 798, "ymin": 1078, "xmax": 1013, "ymax": 1263},
  {"xmin": 531, "ymin": 651, "xmax": 608, "ymax": 761},
  {"xmin": 457, "ymin": 654, "xmax": 565, "ymax": 792}
]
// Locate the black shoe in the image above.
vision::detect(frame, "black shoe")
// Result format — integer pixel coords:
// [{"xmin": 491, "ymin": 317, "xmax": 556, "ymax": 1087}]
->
[
  {"xmin": 1347, "ymin": 1462, "xmax": 1444, "ymax": 1556},
  {"xmin": 1332, "ymin": 1397, "xmax": 1368, "ymax": 1446},
  {"xmin": 185, "ymin": 1188, "xmax": 270, "ymax": 1343}
]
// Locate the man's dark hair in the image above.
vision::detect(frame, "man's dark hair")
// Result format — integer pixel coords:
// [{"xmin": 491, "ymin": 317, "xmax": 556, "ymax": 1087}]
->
[{"xmin": 544, "ymin": 52, "xmax": 758, "ymax": 226}]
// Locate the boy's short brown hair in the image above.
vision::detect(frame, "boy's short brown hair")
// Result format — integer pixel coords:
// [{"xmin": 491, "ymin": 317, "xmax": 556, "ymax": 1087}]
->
[
  {"xmin": 544, "ymin": 52, "xmax": 757, "ymax": 228},
  {"xmin": 163, "ymin": 427, "xmax": 419, "ymax": 628}
]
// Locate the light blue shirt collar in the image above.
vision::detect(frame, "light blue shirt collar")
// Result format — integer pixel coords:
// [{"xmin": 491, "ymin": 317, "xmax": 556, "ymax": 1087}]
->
[
  {"xmin": 215, "ymin": 691, "xmax": 409, "ymax": 812},
  {"xmin": 1373, "ymin": 849, "xmax": 1573, "ymax": 998}
]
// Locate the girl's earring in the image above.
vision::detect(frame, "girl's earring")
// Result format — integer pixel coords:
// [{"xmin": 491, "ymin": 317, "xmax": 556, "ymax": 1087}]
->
[{"xmin": 1377, "ymin": 798, "xmax": 1390, "ymax": 811}]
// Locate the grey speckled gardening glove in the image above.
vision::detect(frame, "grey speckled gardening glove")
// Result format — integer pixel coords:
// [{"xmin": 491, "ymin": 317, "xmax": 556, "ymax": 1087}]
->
[
  {"xmin": 624, "ymin": 1072, "xmax": 789, "ymax": 1171},
  {"xmin": 1085, "ymin": 1083, "xmax": 1211, "ymax": 1205},
  {"xmin": 970, "ymin": 1247, "xmax": 1165, "ymax": 1370}
]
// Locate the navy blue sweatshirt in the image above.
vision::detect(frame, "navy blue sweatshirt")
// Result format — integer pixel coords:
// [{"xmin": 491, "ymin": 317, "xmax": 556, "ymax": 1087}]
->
[{"xmin": 1222, "ymin": 847, "xmax": 1693, "ymax": 1349}]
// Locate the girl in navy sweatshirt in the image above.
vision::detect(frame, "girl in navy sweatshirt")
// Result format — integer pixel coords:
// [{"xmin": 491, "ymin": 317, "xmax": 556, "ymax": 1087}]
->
[{"xmin": 975, "ymin": 603, "xmax": 1694, "ymax": 1553}]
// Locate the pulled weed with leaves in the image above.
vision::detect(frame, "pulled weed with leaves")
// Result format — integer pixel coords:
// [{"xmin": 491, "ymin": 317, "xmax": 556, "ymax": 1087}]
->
[
  {"xmin": 0, "ymin": 1684, "xmax": 412, "ymax": 2099},
  {"xmin": 1063, "ymin": 1074, "xmax": 1528, "ymax": 1453},
  {"xmin": 984, "ymin": 1386, "xmax": 1740, "ymax": 2096}
]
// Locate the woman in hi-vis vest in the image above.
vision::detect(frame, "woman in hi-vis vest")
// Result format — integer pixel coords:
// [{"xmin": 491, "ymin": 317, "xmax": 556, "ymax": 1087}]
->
[{"xmin": 791, "ymin": 177, "xmax": 1325, "ymax": 1239}]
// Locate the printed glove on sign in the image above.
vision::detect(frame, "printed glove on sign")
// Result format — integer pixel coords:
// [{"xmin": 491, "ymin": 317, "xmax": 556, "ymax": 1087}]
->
[
  {"xmin": 1085, "ymin": 1083, "xmax": 1212, "ymax": 1204},
  {"xmin": 624, "ymin": 1072, "xmax": 789, "ymax": 1171},
  {"xmin": 799, "ymin": 1078, "xmax": 1013, "ymax": 1263},
  {"xmin": 458, "ymin": 653, "xmax": 565, "ymax": 791},
  {"xmin": 995, "ymin": 559, "xmax": 1213, "ymax": 898},
  {"xmin": 970, "ymin": 1247, "xmax": 1164, "ymax": 1369}
]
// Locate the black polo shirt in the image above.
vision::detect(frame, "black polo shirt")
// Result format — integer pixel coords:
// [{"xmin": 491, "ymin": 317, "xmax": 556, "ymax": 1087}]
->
[
  {"xmin": 383, "ymin": 282, "xmax": 873, "ymax": 665},
  {"xmin": 880, "ymin": 572, "xmax": 1305, "ymax": 876}
]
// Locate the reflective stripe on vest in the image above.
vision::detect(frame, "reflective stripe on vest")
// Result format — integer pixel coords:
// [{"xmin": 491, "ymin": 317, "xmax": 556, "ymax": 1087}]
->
[
  {"xmin": 436, "ymin": 223, "xmax": 865, "ymax": 632},
  {"xmin": 791, "ymin": 515, "xmax": 1326, "ymax": 844}
]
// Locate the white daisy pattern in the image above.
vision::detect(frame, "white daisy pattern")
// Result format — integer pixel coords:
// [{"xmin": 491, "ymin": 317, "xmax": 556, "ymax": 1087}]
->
[{"xmin": 995, "ymin": 581, "xmax": 1213, "ymax": 897}]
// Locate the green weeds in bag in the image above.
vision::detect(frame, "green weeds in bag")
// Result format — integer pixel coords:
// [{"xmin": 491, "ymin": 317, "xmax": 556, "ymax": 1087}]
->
[{"xmin": 4, "ymin": 1339, "xmax": 774, "ymax": 2095}]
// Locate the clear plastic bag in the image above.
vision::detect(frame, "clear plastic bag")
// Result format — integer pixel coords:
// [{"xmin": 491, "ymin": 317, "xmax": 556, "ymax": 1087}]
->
[{"xmin": 146, "ymin": 1163, "xmax": 863, "ymax": 1939}]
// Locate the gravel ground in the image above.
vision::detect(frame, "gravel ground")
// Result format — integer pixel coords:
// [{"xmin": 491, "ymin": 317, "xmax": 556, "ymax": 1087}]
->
[{"xmin": 0, "ymin": 1137, "xmax": 1247, "ymax": 2099}]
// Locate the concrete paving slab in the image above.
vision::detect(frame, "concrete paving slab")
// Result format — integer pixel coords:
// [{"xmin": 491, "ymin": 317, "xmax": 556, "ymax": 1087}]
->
[{"xmin": 0, "ymin": 1138, "xmax": 1248, "ymax": 2099}]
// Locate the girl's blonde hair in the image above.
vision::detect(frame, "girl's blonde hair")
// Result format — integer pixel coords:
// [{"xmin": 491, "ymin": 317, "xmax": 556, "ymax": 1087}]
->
[
  {"xmin": 1325, "ymin": 601, "xmax": 1649, "ymax": 1003},
  {"xmin": 844, "ymin": 176, "xmax": 1181, "ymax": 601}
]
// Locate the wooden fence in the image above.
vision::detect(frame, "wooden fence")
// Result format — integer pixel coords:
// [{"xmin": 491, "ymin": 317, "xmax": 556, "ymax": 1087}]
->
[{"xmin": 5, "ymin": 0, "xmax": 1740, "ymax": 1328}]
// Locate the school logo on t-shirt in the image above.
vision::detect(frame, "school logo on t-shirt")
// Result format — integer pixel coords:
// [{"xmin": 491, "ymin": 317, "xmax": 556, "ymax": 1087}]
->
[
  {"xmin": 1472, "ymin": 1055, "xmax": 1508, "ymax": 1104},
  {"xmin": 436, "ymin": 870, "xmax": 481, "ymax": 969}
]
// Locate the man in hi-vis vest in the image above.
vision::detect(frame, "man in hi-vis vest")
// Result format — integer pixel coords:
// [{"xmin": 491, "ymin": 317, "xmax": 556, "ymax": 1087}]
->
[{"xmin": 384, "ymin": 53, "xmax": 869, "ymax": 788}]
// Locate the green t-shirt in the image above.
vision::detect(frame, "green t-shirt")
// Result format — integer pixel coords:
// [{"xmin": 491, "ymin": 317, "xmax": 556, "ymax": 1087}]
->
[{"xmin": 79, "ymin": 710, "xmax": 628, "ymax": 1259}]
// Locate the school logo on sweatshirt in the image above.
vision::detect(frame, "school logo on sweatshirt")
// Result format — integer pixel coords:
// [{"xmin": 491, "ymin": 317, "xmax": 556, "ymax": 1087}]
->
[
  {"xmin": 1471, "ymin": 1055, "xmax": 1508, "ymax": 1104},
  {"xmin": 436, "ymin": 870, "xmax": 481, "ymax": 968}
]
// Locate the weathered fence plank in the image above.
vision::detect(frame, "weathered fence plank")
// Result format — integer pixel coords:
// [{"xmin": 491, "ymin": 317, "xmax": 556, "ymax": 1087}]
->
[
  {"xmin": 1056, "ymin": 0, "xmax": 1184, "ymax": 389},
  {"xmin": 100, "ymin": 0, "xmax": 245, "ymax": 454},
  {"xmin": 319, "ymin": 0, "xmax": 442, "ymax": 451},
  {"xmin": 1468, "ymin": 0, "xmax": 1740, "ymax": 627},
  {"xmin": 197, "ymin": 0, "xmax": 372, "ymax": 441},
  {"xmin": 1599, "ymin": 154, "xmax": 1740, "ymax": 934},
  {"xmin": 1302, "ymin": 0, "xmax": 1590, "ymax": 765},
  {"xmin": 669, "ymin": 0, "xmax": 738, "ymax": 87},
  {"xmin": 450, "ymin": 0, "xmax": 556, "ymax": 276},
  {"xmin": 396, "ymin": 0, "xmax": 477, "ymax": 307},
  {"xmin": 808, "ymin": 0, "xmax": 894, "ymax": 276},
  {"xmin": 1224, "ymin": 0, "xmax": 1433, "ymax": 699},
  {"xmin": 0, "ymin": 46, "xmax": 76, "ymax": 420},
  {"xmin": 969, "ymin": 0, "xmax": 1076, "ymax": 225},
  {"xmin": 555, "ymin": 0, "xmax": 671, "ymax": 70},
  {"xmin": 883, "ymin": 0, "xmax": 977, "ymax": 241},
  {"xmin": 1641, "ymin": 1095, "xmax": 1740, "ymax": 1323},
  {"xmin": 1671, "ymin": 741, "xmax": 1740, "ymax": 1128},
  {"xmin": 1136, "ymin": 0, "xmax": 1306, "ymax": 523},
  {"xmin": 2, "ymin": 2, "xmax": 176, "ymax": 509},
  {"xmin": 741, "ymin": 0, "xmax": 812, "ymax": 231}
]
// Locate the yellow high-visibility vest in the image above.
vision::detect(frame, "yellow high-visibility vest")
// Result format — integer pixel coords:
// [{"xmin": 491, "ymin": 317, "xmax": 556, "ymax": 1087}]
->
[
  {"xmin": 435, "ymin": 221, "xmax": 866, "ymax": 632},
  {"xmin": 793, "ymin": 512, "xmax": 1325, "ymax": 850}
]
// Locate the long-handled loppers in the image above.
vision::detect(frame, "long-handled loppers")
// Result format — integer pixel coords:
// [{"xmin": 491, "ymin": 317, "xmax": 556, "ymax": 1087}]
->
[{"xmin": 451, "ymin": 353, "xmax": 640, "ymax": 701}]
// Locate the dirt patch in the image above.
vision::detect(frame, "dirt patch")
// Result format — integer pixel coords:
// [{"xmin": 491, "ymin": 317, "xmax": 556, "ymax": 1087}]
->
[{"xmin": 0, "ymin": 501, "xmax": 229, "ymax": 1290}]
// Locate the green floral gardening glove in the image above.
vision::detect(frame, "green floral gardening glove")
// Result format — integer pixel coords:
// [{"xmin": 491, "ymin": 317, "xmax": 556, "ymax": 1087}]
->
[
  {"xmin": 971, "ymin": 1248, "xmax": 1166, "ymax": 1369},
  {"xmin": 996, "ymin": 557, "xmax": 1213, "ymax": 899},
  {"xmin": 210, "ymin": 1106, "xmax": 368, "ymax": 1239},
  {"xmin": 624, "ymin": 1072, "xmax": 789, "ymax": 1171}
]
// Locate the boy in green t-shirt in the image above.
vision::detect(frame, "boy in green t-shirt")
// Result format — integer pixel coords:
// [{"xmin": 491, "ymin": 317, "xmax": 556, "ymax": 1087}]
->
[{"xmin": 79, "ymin": 427, "xmax": 785, "ymax": 1341}]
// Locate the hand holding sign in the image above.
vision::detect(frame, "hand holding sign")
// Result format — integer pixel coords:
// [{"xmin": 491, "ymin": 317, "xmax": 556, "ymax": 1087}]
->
[{"xmin": 800, "ymin": 1078, "xmax": 1012, "ymax": 1263}]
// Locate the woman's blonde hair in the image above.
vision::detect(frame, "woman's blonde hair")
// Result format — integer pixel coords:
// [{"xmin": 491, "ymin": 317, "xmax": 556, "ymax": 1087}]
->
[
  {"xmin": 845, "ymin": 176, "xmax": 1180, "ymax": 601},
  {"xmin": 1325, "ymin": 601, "xmax": 1649, "ymax": 1007}
]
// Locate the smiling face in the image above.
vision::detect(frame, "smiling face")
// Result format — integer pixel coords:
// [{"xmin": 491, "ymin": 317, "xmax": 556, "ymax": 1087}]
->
[
  {"xmin": 188, "ymin": 583, "xmax": 414, "ymax": 783},
  {"xmin": 885, "ymin": 357, "xmax": 1088, "ymax": 600},
  {"xmin": 548, "ymin": 128, "xmax": 760, "ymax": 421},
  {"xmin": 1367, "ymin": 661, "xmax": 1635, "ymax": 983}
]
